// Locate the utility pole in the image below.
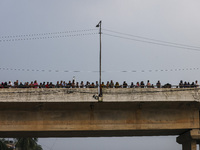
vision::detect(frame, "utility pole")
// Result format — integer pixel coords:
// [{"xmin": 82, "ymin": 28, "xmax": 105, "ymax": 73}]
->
[{"xmin": 96, "ymin": 21, "xmax": 103, "ymax": 101}]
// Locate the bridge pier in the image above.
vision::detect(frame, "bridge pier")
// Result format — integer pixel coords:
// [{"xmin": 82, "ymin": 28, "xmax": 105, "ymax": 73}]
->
[
  {"xmin": 181, "ymin": 140, "xmax": 196, "ymax": 150},
  {"xmin": 177, "ymin": 129, "xmax": 200, "ymax": 150}
]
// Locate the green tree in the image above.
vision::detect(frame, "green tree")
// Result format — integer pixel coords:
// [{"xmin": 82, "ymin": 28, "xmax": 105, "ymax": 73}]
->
[
  {"xmin": 0, "ymin": 138, "xmax": 8, "ymax": 150},
  {"xmin": 33, "ymin": 144, "xmax": 43, "ymax": 150},
  {"xmin": 15, "ymin": 138, "xmax": 42, "ymax": 150}
]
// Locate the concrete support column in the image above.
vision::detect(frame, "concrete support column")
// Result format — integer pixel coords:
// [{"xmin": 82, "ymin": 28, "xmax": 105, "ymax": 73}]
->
[
  {"xmin": 177, "ymin": 129, "xmax": 200, "ymax": 150},
  {"xmin": 182, "ymin": 140, "xmax": 196, "ymax": 150}
]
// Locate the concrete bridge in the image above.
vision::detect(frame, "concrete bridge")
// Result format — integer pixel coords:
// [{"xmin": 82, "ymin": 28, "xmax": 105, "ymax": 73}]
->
[{"xmin": 1, "ymin": 88, "xmax": 200, "ymax": 150}]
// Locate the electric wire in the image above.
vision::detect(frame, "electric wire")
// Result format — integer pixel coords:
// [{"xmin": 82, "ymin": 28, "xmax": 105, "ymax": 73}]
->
[
  {"xmin": 103, "ymin": 28, "xmax": 200, "ymax": 49},
  {"xmin": 2, "ymin": 27, "xmax": 200, "ymax": 52},
  {"xmin": 0, "ymin": 67, "xmax": 199, "ymax": 73},
  {"xmin": 103, "ymin": 33, "xmax": 200, "ymax": 52},
  {"xmin": 50, "ymin": 139, "xmax": 57, "ymax": 150}
]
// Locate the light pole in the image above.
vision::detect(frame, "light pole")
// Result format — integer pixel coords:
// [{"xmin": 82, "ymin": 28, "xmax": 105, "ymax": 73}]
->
[{"xmin": 96, "ymin": 21, "xmax": 102, "ymax": 99}]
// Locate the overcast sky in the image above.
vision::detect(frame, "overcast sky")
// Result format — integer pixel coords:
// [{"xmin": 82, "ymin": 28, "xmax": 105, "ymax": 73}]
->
[{"xmin": 1, "ymin": 0, "xmax": 200, "ymax": 149}]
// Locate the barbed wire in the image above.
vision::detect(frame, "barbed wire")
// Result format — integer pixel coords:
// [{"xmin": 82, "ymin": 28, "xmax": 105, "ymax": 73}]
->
[
  {"xmin": 0, "ymin": 32, "xmax": 98, "ymax": 42},
  {"xmin": 0, "ymin": 29, "xmax": 97, "ymax": 39},
  {"xmin": 0, "ymin": 67, "xmax": 199, "ymax": 73}
]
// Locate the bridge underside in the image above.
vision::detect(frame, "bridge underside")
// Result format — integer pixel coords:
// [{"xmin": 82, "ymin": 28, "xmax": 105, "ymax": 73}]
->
[
  {"xmin": 0, "ymin": 129, "xmax": 189, "ymax": 138},
  {"xmin": 0, "ymin": 102, "xmax": 199, "ymax": 138}
]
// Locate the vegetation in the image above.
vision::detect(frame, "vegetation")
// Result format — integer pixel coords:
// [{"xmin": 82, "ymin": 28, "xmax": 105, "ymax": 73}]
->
[
  {"xmin": 32, "ymin": 144, "xmax": 43, "ymax": 150},
  {"xmin": 15, "ymin": 138, "xmax": 43, "ymax": 150},
  {"xmin": 0, "ymin": 138, "xmax": 8, "ymax": 150}
]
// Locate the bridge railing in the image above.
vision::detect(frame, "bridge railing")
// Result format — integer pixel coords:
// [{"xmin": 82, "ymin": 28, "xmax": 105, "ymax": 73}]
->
[{"xmin": 0, "ymin": 84, "xmax": 199, "ymax": 89}]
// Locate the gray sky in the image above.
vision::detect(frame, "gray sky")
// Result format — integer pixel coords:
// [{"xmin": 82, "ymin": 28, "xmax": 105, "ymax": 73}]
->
[
  {"xmin": 1, "ymin": 0, "xmax": 200, "ymax": 149},
  {"xmin": 1, "ymin": 0, "xmax": 200, "ymax": 85},
  {"xmin": 38, "ymin": 137, "xmax": 181, "ymax": 150}
]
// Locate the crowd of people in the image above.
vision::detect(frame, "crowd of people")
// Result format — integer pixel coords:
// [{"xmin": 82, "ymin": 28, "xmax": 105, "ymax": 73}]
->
[{"xmin": 0, "ymin": 80, "xmax": 199, "ymax": 89}]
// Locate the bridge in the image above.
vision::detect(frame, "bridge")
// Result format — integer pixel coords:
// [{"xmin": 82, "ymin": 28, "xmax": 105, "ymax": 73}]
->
[{"xmin": 0, "ymin": 88, "xmax": 200, "ymax": 150}]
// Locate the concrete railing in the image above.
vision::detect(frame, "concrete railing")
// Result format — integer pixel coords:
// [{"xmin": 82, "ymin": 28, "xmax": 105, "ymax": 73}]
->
[{"xmin": 0, "ymin": 88, "xmax": 200, "ymax": 102}]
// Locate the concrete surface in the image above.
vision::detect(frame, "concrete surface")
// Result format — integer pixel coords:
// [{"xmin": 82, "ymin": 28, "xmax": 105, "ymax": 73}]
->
[
  {"xmin": 0, "ymin": 88, "xmax": 200, "ymax": 102},
  {"xmin": 0, "ymin": 88, "xmax": 200, "ymax": 149}
]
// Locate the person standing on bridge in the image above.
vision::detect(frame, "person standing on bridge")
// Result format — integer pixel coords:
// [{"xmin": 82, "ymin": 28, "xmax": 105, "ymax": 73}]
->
[
  {"xmin": 179, "ymin": 80, "xmax": 183, "ymax": 88},
  {"xmin": 115, "ymin": 82, "xmax": 120, "ymax": 88},
  {"xmin": 106, "ymin": 81, "xmax": 110, "ymax": 88},
  {"xmin": 109, "ymin": 80, "xmax": 114, "ymax": 88},
  {"xmin": 130, "ymin": 82, "xmax": 135, "ymax": 88},
  {"xmin": 135, "ymin": 82, "xmax": 140, "ymax": 88},
  {"xmin": 8, "ymin": 81, "xmax": 13, "ymax": 88},
  {"xmin": 76, "ymin": 82, "xmax": 79, "ymax": 88},
  {"xmin": 195, "ymin": 80, "xmax": 199, "ymax": 88},
  {"xmin": 156, "ymin": 80, "xmax": 161, "ymax": 88},
  {"xmin": 123, "ymin": 81, "xmax": 128, "ymax": 88},
  {"xmin": 147, "ymin": 80, "xmax": 151, "ymax": 88},
  {"xmin": 45, "ymin": 82, "xmax": 49, "ymax": 88},
  {"xmin": 95, "ymin": 81, "xmax": 98, "ymax": 88},
  {"xmin": 34, "ymin": 80, "xmax": 38, "ymax": 88},
  {"xmin": 140, "ymin": 81, "xmax": 145, "ymax": 88},
  {"xmin": 14, "ymin": 80, "xmax": 19, "ymax": 88},
  {"xmin": 80, "ymin": 81, "xmax": 84, "ymax": 88}
]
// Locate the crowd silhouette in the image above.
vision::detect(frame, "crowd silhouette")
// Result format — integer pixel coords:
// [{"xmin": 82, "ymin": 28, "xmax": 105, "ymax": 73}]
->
[{"xmin": 0, "ymin": 80, "xmax": 199, "ymax": 89}]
